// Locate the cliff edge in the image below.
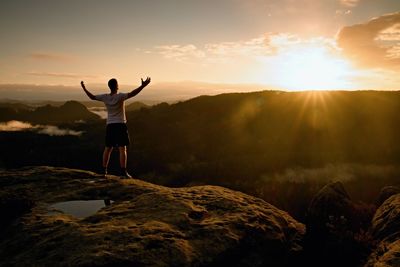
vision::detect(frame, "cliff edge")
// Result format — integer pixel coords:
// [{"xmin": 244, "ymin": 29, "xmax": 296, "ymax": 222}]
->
[{"xmin": 0, "ymin": 166, "xmax": 305, "ymax": 267}]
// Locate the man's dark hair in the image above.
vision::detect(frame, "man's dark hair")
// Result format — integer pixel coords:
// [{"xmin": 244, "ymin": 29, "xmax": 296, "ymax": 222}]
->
[{"xmin": 108, "ymin": 78, "xmax": 118, "ymax": 91}]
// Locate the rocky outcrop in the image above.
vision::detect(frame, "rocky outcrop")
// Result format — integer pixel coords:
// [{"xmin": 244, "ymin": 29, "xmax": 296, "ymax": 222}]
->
[
  {"xmin": 365, "ymin": 239, "xmax": 400, "ymax": 267},
  {"xmin": 365, "ymin": 194, "xmax": 400, "ymax": 266},
  {"xmin": 305, "ymin": 182, "xmax": 371, "ymax": 267},
  {"xmin": 306, "ymin": 181, "xmax": 354, "ymax": 238},
  {"xmin": 376, "ymin": 186, "xmax": 400, "ymax": 207},
  {"xmin": 0, "ymin": 166, "xmax": 305, "ymax": 267}
]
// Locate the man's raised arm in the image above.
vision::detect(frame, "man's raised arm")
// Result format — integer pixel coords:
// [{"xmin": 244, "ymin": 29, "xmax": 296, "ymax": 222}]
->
[
  {"xmin": 81, "ymin": 81, "xmax": 96, "ymax": 100},
  {"xmin": 127, "ymin": 77, "xmax": 151, "ymax": 99}
]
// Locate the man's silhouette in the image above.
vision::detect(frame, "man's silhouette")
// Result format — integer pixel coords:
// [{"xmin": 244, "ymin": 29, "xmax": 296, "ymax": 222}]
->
[{"xmin": 81, "ymin": 77, "xmax": 151, "ymax": 178}]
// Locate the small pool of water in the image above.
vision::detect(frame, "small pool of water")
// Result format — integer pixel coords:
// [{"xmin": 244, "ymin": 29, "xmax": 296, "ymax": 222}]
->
[{"xmin": 50, "ymin": 199, "xmax": 112, "ymax": 218}]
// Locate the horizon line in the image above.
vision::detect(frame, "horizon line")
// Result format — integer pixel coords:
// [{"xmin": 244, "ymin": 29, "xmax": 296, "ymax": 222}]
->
[{"xmin": 0, "ymin": 81, "xmax": 397, "ymax": 92}]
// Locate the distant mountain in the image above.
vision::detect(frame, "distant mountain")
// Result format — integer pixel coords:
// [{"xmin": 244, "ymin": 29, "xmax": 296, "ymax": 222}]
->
[
  {"xmin": 126, "ymin": 102, "xmax": 149, "ymax": 112},
  {"xmin": 0, "ymin": 100, "xmax": 100, "ymax": 124},
  {"xmin": 0, "ymin": 102, "xmax": 34, "ymax": 111},
  {"xmin": 0, "ymin": 99, "xmax": 71, "ymax": 107}
]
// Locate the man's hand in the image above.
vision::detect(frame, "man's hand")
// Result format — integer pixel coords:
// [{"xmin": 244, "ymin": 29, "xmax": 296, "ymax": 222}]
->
[
  {"xmin": 141, "ymin": 77, "xmax": 151, "ymax": 87},
  {"xmin": 127, "ymin": 77, "xmax": 151, "ymax": 99},
  {"xmin": 81, "ymin": 81, "xmax": 96, "ymax": 100}
]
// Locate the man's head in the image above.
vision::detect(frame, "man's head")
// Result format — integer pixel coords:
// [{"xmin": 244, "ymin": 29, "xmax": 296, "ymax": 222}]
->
[{"xmin": 108, "ymin": 78, "xmax": 118, "ymax": 92}]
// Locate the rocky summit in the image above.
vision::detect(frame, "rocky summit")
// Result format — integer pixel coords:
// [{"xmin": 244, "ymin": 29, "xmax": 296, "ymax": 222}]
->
[
  {"xmin": 0, "ymin": 166, "xmax": 305, "ymax": 267},
  {"xmin": 365, "ymin": 193, "xmax": 400, "ymax": 267}
]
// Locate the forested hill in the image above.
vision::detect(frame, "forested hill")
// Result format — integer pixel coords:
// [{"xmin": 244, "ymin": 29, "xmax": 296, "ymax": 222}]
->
[
  {"xmin": 0, "ymin": 100, "xmax": 99, "ymax": 124},
  {"xmin": 127, "ymin": 90, "xmax": 400, "ymax": 181},
  {"xmin": 2, "ymin": 90, "xmax": 400, "ymax": 178}
]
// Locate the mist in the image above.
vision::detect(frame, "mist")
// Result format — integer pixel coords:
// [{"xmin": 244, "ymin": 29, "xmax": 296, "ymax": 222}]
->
[
  {"xmin": 0, "ymin": 120, "xmax": 83, "ymax": 136},
  {"xmin": 262, "ymin": 164, "xmax": 400, "ymax": 184},
  {"xmin": 88, "ymin": 107, "xmax": 107, "ymax": 119}
]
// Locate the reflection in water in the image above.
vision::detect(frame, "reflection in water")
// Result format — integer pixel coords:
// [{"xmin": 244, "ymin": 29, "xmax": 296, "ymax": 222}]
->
[{"xmin": 50, "ymin": 199, "xmax": 112, "ymax": 218}]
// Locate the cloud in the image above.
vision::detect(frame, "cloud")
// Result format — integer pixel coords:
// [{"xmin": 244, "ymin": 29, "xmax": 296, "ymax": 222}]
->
[
  {"xmin": 154, "ymin": 35, "xmax": 278, "ymax": 64},
  {"xmin": 0, "ymin": 120, "xmax": 83, "ymax": 136},
  {"xmin": 36, "ymin": 125, "xmax": 82, "ymax": 136},
  {"xmin": 154, "ymin": 34, "xmax": 320, "ymax": 64},
  {"xmin": 340, "ymin": 0, "xmax": 360, "ymax": 7},
  {"xmin": 268, "ymin": 34, "xmax": 338, "ymax": 53},
  {"xmin": 29, "ymin": 52, "xmax": 75, "ymax": 62},
  {"xmin": 377, "ymin": 23, "xmax": 400, "ymax": 41},
  {"xmin": 205, "ymin": 36, "xmax": 275, "ymax": 58},
  {"xmin": 337, "ymin": 12, "xmax": 400, "ymax": 69},
  {"xmin": 0, "ymin": 121, "xmax": 33, "ymax": 131},
  {"xmin": 155, "ymin": 45, "xmax": 205, "ymax": 62},
  {"xmin": 88, "ymin": 107, "xmax": 107, "ymax": 119},
  {"xmin": 27, "ymin": 71, "xmax": 99, "ymax": 79},
  {"xmin": 335, "ymin": 9, "xmax": 352, "ymax": 16}
]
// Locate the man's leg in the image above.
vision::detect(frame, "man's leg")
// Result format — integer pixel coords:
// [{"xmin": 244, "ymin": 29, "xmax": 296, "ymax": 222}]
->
[
  {"xmin": 118, "ymin": 146, "xmax": 132, "ymax": 178},
  {"xmin": 118, "ymin": 146, "xmax": 127, "ymax": 168},
  {"xmin": 103, "ymin": 146, "xmax": 113, "ymax": 176}
]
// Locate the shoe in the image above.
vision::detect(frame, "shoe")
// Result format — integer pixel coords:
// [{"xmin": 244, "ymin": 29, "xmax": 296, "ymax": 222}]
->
[
  {"xmin": 103, "ymin": 168, "xmax": 108, "ymax": 178},
  {"xmin": 121, "ymin": 170, "xmax": 132, "ymax": 179}
]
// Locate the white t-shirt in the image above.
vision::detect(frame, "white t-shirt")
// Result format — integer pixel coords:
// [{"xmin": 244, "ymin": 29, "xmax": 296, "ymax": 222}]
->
[{"xmin": 95, "ymin": 93, "xmax": 129, "ymax": 124}]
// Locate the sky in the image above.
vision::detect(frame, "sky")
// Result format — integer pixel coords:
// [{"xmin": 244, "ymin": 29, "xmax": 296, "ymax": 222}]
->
[{"xmin": 1, "ymin": 0, "xmax": 400, "ymax": 96}]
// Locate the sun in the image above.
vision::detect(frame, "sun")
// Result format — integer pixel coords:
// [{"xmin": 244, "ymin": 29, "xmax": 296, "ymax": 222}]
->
[{"xmin": 261, "ymin": 44, "xmax": 358, "ymax": 91}]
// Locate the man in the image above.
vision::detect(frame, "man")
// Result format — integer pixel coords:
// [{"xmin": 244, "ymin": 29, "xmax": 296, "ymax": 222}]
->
[{"xmin": 81, "ymin": 77, "xmax": 151, "ymax": 178}]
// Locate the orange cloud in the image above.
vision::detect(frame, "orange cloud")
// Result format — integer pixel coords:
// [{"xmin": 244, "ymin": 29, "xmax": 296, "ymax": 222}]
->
[
  {"xmin": 205, "ymin": 36, "xmax": 275, "ymax": 57},
  {"xmin": 154, "ymin": 35, "xmax": 280, "ymax": 64},
  {"xmin": 155, "ymin": 45, "xmax": 205, "ymax": 62},
  {"xmin": 29, "ymin": 52, "xmax": 75, "ymax": 62},
  {"xmin": 337, "ymin": 12, "xmax": 400, "ymax": 69},
  {"xmin": 335, "ymin": 9, "xmax": 352, "ymax": 16},
  {"xmin": 152, "ymin": 33, "xmax": 342, "ymax": 80},
  {"xmin": 27, "ymin": 71, "xmax": 99, "ymax": 79},
  {"xmin": 340, "ymin": 0, "xmax": 360, "ymax": 7}
]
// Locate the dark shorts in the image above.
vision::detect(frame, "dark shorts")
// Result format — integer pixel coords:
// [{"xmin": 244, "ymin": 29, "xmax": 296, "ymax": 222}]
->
[{"xmin": 105, "ymin": 123, "xmax": 130, "ymax": 147}]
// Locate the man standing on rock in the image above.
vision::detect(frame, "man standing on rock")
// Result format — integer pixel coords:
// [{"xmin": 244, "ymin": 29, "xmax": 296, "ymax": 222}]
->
[{"xmin": 80, "ymin": 77, "xmax": 151, "ymax": 178}]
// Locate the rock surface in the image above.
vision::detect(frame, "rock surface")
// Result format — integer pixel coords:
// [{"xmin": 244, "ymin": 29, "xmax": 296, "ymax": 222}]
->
[
  {"xmin": 0, "ymin": 166, "xmax": 305, "ymax": 267},
  {"xmin": 0, "ymin": 192, "xmax": 34, "ymax": 230},
  {"xmin": 306, "ymin": 181, "xmax": 354, "ymax": 237},
  {"xmin": 365, "ymin": 194, "xmax": 400, "ymax": 267},
  {"xmin": 376, "ymin": 186, "xmax": 400, "ymax": 207},
  {"xmin": 305, "ymin": 182, "xmax": 367, "ymax": 267}
]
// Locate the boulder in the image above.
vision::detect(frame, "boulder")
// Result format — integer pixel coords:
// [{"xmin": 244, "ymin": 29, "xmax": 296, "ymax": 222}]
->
[
  {"xmin": 376, "ymin": 186, "xmax": 400, "ymax": 207},
  {"xmin": 364, "ymin": 239, "xmax": 400, "ymax": 267},
  {"xmin": 0, "ymin": 166, "xmax": 305, "ymax": 267},
  {"xmin": 306, "ymin": 181, "xmax": 354, "ymax": 238},
  {"xmin": 371, "ymin": 194, "xmax": 400, "ymax": 241},
  {"xmin": 305, "ymin": 182, "xmax": 371, "ymax": 267},
  {"xmin": 365, "ymin": 194, "xmax": 400, "ymax": 266}
]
